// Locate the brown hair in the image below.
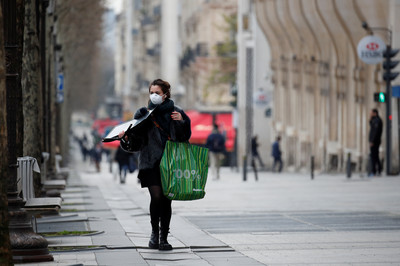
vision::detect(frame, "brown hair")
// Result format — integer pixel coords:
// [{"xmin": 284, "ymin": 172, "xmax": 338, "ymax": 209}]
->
[{"xmin": 149, "ymin": 79, "xmax": 171, "ymax": 99}]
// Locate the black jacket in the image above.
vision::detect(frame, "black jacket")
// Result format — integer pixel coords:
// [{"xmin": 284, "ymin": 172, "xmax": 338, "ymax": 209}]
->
[
  {"xmin": 115, "ymin": 146, "xmax": 132, "ymax": 166},
  {"xmin": 206, "ymin": 132, "xmax": 225, "ymax": 153},
  {"xmin": 120, "ymin": 99, "xmax": 191, "ymax": 170},
  {"xmin": 369, "ymin": 115, "xmax": 383, "ymax": 145}
]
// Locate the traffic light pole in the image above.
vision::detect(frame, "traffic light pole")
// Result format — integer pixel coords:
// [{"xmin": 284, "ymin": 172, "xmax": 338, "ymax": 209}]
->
[
  {"xmin": 362, "ymin": 22, "xmax": 399, "ymax": 175},
  {"xmin": 383, "ymin": 45, "xmax": 400, "ymax": 175},
  {"xmin": 385, "ymin": 46, "xmax": 392, "ymax": 175}
]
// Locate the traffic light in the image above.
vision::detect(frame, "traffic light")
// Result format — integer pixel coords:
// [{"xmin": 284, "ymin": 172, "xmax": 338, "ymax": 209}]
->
[
  {"xmin": 374, "ymin": 92, "xmax": 386, "ymax": 103},
  {"xmin": 382, "ymin": 46, "xmax": 399, "ymax": 82}
]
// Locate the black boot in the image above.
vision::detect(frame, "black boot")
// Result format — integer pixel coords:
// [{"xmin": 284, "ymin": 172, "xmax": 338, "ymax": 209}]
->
[
  {"xmin": 159, "ymin": 227, "xmax": 173, "ymax": 251},
  {"xmin": 148, "ymin": 222, "xmax": 159, "ymax": 249}
]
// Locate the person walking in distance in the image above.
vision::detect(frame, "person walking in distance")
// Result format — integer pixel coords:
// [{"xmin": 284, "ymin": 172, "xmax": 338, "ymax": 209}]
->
[
  {"xmin": 271, "ymin": 136, "xmax": 283, "ymax": 172},
  {"xmin": 369, "ymin": 108, "xmax": 383, "ymax": 176},
  {"xmin": 251, "ymin": 135, "xmax": 265, "ymax": 169},
  {"xmin": 206, "ymin": 123, "xmax": 226, "ymax": 180},
  {"xmin": 118, "ymin": 79, "xmax": 191, "ymax": 250},
  {"xmin": 114, "ymin": 146, "xmax": 137, "ymax": 184}
]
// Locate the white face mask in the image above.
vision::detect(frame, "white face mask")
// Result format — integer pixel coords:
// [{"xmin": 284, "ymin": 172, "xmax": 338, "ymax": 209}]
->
[{"xmin": 150, "ymin": 93, "xmax": 163, "ymax": 105}]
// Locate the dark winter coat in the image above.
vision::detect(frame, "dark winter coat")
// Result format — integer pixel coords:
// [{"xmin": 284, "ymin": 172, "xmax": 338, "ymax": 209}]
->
[
  {"xmin": 205, "ymin": 132, "xmax": 225, "ymax": 153},
  {"xmin": 120, "ymin": 99, "xmax": 191, "ymax": 170},
  {"xmin": 115, "ymin": 146, "xmax": 131, "ymax": 166},
  {"xmin": 251, "ymin": 137, "xmax": 259, "ymax": 156},
  {"xmin": 369, "ymin": 115, "xmax": 383, "ymax": 145},
  {"xmin": 271, "ymin": 141, "xmax": 281, "ymax": 159}
]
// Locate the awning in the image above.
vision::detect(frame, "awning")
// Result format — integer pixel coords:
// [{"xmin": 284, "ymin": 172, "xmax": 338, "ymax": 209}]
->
[{"xmin": 186, "ymin": 110, "xmax": 236, "ymax": 152}]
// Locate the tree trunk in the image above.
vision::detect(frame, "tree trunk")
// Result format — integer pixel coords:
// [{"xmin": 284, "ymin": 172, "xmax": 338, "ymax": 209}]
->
[
  {"xmin": 47, "ymin": 14, "xmax": 56, "ymax": 176},
  {"xmin": 0, "ymin": 3, "xmax": 13, "ymax": 264},
  {"xmin": 22, "ymin": 0, "xmax": 43, "ymax": 195}
]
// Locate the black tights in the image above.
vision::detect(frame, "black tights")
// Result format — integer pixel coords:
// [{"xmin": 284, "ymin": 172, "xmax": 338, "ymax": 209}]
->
[{"xmin": 148, "ymin": 185, "xmax": 172, "ymax": 229}]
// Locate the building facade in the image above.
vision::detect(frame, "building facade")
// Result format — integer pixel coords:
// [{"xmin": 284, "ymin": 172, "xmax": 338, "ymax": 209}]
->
[
  {"xmin": 179, "ymin": 0, "xmax": 237, "ymax": 111},
  {"xmin": 115, "ymin": 0, "xmax": 163, "ymax": 114},
  {"xmin": 246, "ymin": 0, "xmax": 400, "ymax": 173},
  {"xmin": 115, "ymin": 0, "xmax": 238, "ymax": 111},
  {"xmin": 237, "ymin": 0, "xmax": 274, "ymax": 169}
]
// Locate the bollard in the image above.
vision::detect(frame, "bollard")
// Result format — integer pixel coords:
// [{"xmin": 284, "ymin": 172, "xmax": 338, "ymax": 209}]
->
[
  {"xmin": 243, "ymin": 155, "xmax": 247, "ymax": 181},
  {"xmin": 346, "ymin": 153, "xmax": 352, "ymax": 178},
  {"xmin": 251, "ymin": 157, "xmax": 258, "ymax": 181},
  {"xmin": 311, "ymin": 156, "xmax": 314, "ymax": 180},
  {"xmin": 41, "ymin": 152, "xmax": 50, "ymax": 184}
]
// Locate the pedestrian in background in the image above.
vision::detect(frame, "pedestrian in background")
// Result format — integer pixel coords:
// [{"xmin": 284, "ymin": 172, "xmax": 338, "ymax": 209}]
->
[
  {"xmin": 271, "ymin": 136, "xmax": 283, "ymax": 172},
  {"xmin": 118, "ymin": 79, "xmax": 191, "ymax": 251},
  {"xmin": 251, "ymin": 135, "xmax": 264, "ymax": 169},
  {"xmin": 92, "ymin": 142, "xmax": 102, "ymax": 172},
  {"xmin": 78, "ymin": 134, "xmax": 89, "ymax": 161},
  {"xmin": 368, "ymin": 108, "xmax": 383, "ymax": 176},
  {"xmin": 114, "ymin": 146, "xmax": 137, "ymax": 184},
  {"xmin": 206, "ymin": 123, "xmax": 226, "ymax": 180}
]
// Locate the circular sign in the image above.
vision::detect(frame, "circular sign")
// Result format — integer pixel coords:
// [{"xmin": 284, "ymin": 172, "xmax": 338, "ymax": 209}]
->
[
  {"xmin": 357, "ymin": 35, "xmax": 386, "ymax": 65},
  {"xmin": 253, "ymin": 90, "xmax": 269, "ymax": 106}
]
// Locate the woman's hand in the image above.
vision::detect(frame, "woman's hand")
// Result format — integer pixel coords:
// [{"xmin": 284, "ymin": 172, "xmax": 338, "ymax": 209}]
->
[
  {"xmin": 118, "ymin": 131, "xmax": 128, "ymax": 141},
  {"xmin": 171, "ymin": 111, "xmax": 183, "ymax": 121}
]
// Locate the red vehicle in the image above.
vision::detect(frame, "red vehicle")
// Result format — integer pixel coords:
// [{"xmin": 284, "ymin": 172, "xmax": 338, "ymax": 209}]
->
[{"xmin": 186, "ymin": 110, "xmax": 236, "ymax": 152}]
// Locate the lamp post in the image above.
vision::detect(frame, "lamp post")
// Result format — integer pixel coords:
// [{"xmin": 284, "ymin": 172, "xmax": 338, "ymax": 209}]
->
[{"xmin": 243, "ymin": 47, "xmax": 254, "ymax": 181}]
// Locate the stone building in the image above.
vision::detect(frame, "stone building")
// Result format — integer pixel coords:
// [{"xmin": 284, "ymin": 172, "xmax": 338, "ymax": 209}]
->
[
  {"xmin": 115, "ymin": 0, "xmax": 182, "ymax": 111},
  {"xmin": 236, "ymin": 0, "xmax": 274, "ymax": 170},
  {"xmin": 240, "ymin": 0, "xmax": 400, "ymax": 173},
  {"xmin": 132, "ymin": 0, "xmax": 163, "ymax": 106},
  {"xmin": 179, "ymin": 0, "xmax": 237, "ymax": 111},
  {"xmin": 114, "ymin": 0, "xmax": 238, "ymax": 140}
]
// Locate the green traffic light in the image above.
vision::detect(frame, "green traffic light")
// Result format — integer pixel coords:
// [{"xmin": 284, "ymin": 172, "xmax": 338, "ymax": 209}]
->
[{"xmin": 378, "ymin": 92, "xmax": 385, "ymax": 102}]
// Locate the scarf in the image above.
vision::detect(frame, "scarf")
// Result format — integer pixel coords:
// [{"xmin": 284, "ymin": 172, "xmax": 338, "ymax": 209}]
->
[{"xmin": 148, "ymin": 98, "xmax": 175, "ymax": 136}]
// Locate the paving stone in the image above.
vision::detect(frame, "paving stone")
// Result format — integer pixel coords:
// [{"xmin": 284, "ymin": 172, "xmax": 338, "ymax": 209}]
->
[{"xmin": 94, "ymin": 250, "xmax": 148, "ymax": 266}]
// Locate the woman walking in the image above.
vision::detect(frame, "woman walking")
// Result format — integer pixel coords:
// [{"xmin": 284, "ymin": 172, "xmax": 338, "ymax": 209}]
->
[{"xmin": 118, "ymin": 79, "xmax": 191, "ymax": 250}]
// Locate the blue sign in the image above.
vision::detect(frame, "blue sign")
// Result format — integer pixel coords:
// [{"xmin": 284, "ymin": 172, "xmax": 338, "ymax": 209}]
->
[
  {"xmin": 57, "ymin": 73, "xmax": 64, "ymax": 91},
  {"xmin": 56, "ymin": 73, "xmax": 64, "ymax": 103},
  {"xmin": 392, "ymin": 85, "xmax": 400, "ymax": 98}
]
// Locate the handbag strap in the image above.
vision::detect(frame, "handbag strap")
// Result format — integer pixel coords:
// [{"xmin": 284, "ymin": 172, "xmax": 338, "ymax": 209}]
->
[{"xmin": 151, "ymin": 114, "xmax": 171, "ymax": 140}]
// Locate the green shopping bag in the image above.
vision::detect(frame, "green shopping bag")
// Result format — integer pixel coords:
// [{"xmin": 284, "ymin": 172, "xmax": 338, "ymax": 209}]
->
[{"xmin": 160, "ymin": 141, "xmax": 209, "ymax": 200}]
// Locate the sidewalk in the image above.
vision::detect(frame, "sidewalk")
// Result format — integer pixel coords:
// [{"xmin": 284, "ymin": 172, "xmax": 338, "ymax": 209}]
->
[
  {"xmin": 15, "ymin": 157, "xmax": 264, "ymax": 266},
  {"xmin": 15, "ymin": 149, "xmax": 400, "ymax": 265}
]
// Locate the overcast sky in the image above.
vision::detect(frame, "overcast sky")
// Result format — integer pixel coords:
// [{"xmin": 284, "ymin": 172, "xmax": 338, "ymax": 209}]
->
[{"xmin": 105, "ymin": 0, "xmax": 123, "ymax": 14}]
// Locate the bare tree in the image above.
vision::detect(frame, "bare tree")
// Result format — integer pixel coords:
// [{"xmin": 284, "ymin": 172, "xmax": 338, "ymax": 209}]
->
[
  {"xmin": 57, "ymin": 0, "xmax": 105, "ymax": 112},
  {"xmin": 52, "ymin": 0, "xmax": 105, "ymax": 159},
  {"xmin": 22, "ymin": 0, "xmax": 43, "ymax": 195}
]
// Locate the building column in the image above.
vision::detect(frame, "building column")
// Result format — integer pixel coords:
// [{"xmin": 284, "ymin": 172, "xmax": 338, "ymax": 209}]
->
[{"xmin": 161, "ymin": 0, "xmax": 179, "ymax": 88}]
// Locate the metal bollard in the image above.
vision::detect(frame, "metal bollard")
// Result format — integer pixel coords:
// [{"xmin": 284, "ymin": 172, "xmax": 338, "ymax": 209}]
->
[
  {"xmin": 346, "ymin": 153, "xmax": 352, "ymax": 178},
  {"xmin": 311, "ymin": 156, "xmax": 314, "ymax": 180},
  {"xmin": 243, "ymin": 155, "xmax": 247, "ymax": 181},
  {"xmin": 41, "ymin": 152, "xmax": 50, "ymax": 183}
]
